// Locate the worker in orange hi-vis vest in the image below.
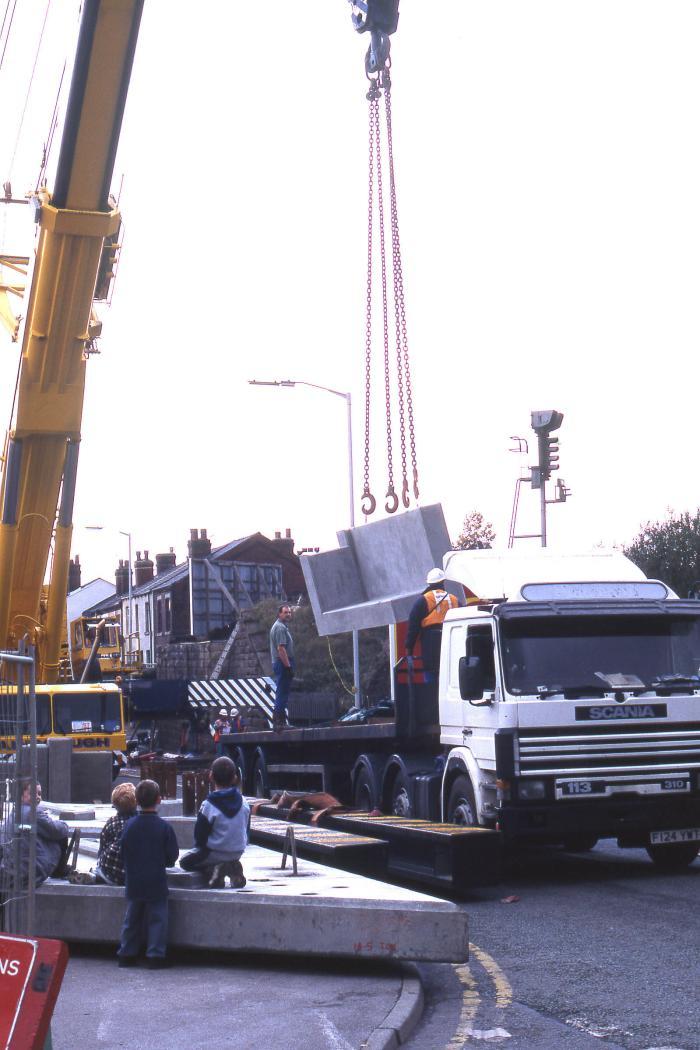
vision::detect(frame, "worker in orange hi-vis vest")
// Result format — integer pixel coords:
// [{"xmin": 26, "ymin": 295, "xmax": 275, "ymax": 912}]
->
[{"xmin": 405, "ymin": 568, "xmax": 462, "ymax": 682}]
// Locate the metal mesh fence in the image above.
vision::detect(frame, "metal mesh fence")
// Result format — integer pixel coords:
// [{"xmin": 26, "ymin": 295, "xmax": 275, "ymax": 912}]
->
[{"xmin": 0, "ymin": 641, "xmax": 37, "ymax": 935}]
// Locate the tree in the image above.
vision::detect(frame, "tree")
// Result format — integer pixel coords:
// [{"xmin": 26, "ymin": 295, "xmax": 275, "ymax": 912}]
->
[
  {"xmin": 453, "ymin": 511, "xmax": 495, "ymax": 551},
  {"xmin": 623, "ymin": 509, "xmax": 700, "ymax": 597}
]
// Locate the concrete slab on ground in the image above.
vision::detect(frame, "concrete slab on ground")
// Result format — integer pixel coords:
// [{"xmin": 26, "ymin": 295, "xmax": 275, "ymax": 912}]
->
[{"xmin": 36, "ymin": 844, "xmax": 469, "ymax": 962}]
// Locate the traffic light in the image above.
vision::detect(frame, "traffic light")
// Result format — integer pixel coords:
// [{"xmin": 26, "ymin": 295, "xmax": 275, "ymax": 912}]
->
[
  {"xmin": 538, "ymin": 432, "xmax": 559, "ymax": 480},
  {"xmin": 531, "ymin": 409, "xmax": 564, "ymax": 484}
]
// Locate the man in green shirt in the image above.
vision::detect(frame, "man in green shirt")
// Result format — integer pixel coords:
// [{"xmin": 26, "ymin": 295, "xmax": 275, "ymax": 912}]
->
[{"xmin": 270, "ymin": 604, "xmax": 295, "ymax": 730}]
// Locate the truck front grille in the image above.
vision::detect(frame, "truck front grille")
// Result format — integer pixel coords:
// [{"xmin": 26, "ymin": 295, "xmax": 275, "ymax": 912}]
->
[{"xmin": 516, "ymin": 722, "xmax": 700, "ymax": 777}]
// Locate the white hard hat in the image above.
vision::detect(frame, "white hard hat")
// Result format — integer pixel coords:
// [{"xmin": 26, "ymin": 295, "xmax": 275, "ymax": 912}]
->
[
  {"xmin": 219, "ymin": 708, "xmax": 228, "ymax": 717},
  {"xmin": 426, "ymin": 567, "xmax": 445, "ymax": 586},
  {"xmin": 229, "ymin": 707, "xmax": 239, "ymax": 717}
]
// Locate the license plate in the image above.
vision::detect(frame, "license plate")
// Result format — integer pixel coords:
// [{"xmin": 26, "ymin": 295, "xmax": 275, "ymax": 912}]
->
[{"xmin": 650, "ymin": 827, "xmax": 700, "ymax": 845}]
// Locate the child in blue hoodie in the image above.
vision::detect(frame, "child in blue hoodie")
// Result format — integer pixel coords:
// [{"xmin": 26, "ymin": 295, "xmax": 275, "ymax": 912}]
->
[{"xmin": 179, "ymin": 756, "xmax": 249, "ymax": 888}]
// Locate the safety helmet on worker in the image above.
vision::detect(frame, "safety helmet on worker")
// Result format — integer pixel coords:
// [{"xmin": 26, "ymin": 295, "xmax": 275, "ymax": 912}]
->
[
  {"xmin": 426, "ymin": 567, "xmax": 446, "ymax": 587},
  {"xmin": 219, "ymin": 708, "xmax": 228, "ymax": 717}
]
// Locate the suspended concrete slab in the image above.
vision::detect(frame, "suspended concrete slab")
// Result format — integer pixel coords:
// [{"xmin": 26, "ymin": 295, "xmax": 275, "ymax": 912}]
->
[
  {"xmin": 34, "ymin": 844, "xmax": 469, "ymax": 963},
  {"xmin": 301, "ymin": 503, "xmax": 456, "ymax": 635}
]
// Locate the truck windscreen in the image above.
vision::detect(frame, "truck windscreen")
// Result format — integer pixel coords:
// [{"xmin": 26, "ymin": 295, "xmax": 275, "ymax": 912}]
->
[
  {"xmin": 53, "ymin": 692, "xmax": 122, "ymax": 734},
  {"xmin": 501, "ymin": 615, "xmax": 700, "ymax": 696}
]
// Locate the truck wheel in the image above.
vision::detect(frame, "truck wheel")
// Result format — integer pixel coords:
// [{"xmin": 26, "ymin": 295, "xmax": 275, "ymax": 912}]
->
[
  {"xmin": 562, "ymin": 835, "xmax": 598, "ymax": 852},
  {"xmin": 646, "ymin": 842, "xmax": 700, "ymax": 870},
  {"xmin": 390, "ymin": 771, "xmax": 413, "ymax": 818},
  {"xmin": 447, "ymin": 774, "xmax": 477, "ymax": 827},
  {"xmin": 353, "ymin": 767, "xmax": 377, "ymax": 812}
]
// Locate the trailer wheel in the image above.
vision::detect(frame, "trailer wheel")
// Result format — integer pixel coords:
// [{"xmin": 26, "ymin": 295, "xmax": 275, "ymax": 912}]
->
[
  {"xmin": 447, "ymin": 774, "xmax": 477, "ymax": 827},
  {"xmin": 646, "ymin": 842, "xmax": 699, "ymax": 870},
  {"xmin": 353, "ymin": 766, "xmax": 378, "ymax": 812},
  {"xmin": 390, "ymin": 771, "xmax": 413, "ymax": 818}
]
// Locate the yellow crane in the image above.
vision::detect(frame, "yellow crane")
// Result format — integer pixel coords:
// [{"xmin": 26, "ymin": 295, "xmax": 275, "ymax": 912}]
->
[{"xmin": 0, "ymin": 0, "xmax": 143, "ymax": 686}]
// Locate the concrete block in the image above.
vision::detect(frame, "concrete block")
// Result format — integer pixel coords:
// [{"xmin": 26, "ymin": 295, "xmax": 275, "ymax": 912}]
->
[
  {"xmin": 71, "ymin": 751, "xmax": 113, "ymax": 804},
  {"xmin": 167, "ymin": 816, "xmax": 196, "ymax": 849},
  {"xmin": 34, "ymin": 881, "xmax": 468, "ymax": 962},
  {"xmin": 158, "ymin": 798, "xmax": 183, "ymax": 817},
  {"xmin": 42, "ymin": 803, "xmax": 96, "ymax": 821},
  {"xmin": 302, "ymin": 504, "xmax": 454, "ymax": 634},
  {"xmin": 17, "ymin": 743, "xmax": 48, "ymax": 788},
  {"xmin": 47, "ymin": 737, "xmax": 73, "ymax": 802}
]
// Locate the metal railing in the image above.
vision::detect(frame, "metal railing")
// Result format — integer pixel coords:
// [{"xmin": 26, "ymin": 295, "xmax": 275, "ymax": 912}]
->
[{"xmin": 0, "ymin": 639, "xmax": 37, "ymax": 935}]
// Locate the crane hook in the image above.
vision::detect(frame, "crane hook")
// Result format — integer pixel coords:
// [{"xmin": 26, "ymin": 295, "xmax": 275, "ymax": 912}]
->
[
  {"xmin": 401, "ymin": 479, "xmax": 410, "ymax": 509},
  {"xmin": 412, "ymin": 468, "xmax": 419, "ymax": 501},
  {"xmin": 361, "ymin": 487, "xmax": 377, "ymax": 516},
  {"xmin": 385, "ymin": 485, "xmax": 399, "ymax": 514}
]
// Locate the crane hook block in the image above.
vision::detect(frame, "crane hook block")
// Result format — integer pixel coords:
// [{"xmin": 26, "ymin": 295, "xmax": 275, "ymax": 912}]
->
[{"xmin": 350, "ymin": 1, "xmax": 400, "ymax": 36}]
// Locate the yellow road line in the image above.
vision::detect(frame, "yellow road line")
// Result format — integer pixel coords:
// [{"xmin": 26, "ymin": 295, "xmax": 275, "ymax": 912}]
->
[
  {"xmin": 469, "ymin": 943, "xmax": 513, "ymax": 1009},
  {"xmin": 445, "ymin": 945, "xmax": 513, "ymax": 1047},
  {"xmin": 447, "ymin": 963, "xmax": 481, "ymax": 1048}
]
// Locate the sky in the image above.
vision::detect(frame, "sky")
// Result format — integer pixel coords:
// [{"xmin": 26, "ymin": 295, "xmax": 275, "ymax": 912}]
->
[{"xmin": 1, "ymin": 1, "xmax": 699, "ymax": 585}]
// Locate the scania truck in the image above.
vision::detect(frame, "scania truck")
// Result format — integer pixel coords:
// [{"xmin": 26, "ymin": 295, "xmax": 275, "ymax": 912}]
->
[{"xmin": 224, "ymin": 548, "xmax": 700, "ymax": 871}]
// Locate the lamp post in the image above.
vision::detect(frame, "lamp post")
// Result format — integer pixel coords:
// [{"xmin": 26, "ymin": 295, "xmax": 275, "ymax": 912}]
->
[
  {"xmin": 249, "ymin": 378, "xmax": 361, "ymax": 708},
  {"xmin": 85, "ymin": 525, "xmax": 133, "ymax": 662}
]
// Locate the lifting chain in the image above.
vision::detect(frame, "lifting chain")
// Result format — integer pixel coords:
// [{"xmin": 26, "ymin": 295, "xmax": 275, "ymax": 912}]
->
[{"xmin": 362, "ymin": 58, "xmax": 419, "ymax": 516}]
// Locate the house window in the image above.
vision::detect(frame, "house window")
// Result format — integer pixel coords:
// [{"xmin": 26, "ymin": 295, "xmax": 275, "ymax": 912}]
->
[
  {"xmin": 145, "ymin": 602, "xmax": 151, "ymax": 634},
  {"xmin": 135, "ymin": 605, "xmax": 139, "ymax": 633},
  {"xmin": 164, "ymin": 596, "xmax": 171, "ymax": 633},
  {"xmin": 155, "ymin": 597, "xmax": 163, "ymax": 634}
]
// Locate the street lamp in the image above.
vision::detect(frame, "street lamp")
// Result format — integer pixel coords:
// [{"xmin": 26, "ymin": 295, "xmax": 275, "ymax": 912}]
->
[
  {"xmin": 85, "ymin": 525, "xmax": 133, "ymax": 662},
  {"xmin": 249, "ymin": 377, "xmax": 361, "ymax": 708}
]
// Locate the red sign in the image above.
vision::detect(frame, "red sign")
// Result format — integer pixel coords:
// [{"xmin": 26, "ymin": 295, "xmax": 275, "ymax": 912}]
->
[{"xmin": 0, "ymin": 935, "xmax": 67, "ymax": 1050}]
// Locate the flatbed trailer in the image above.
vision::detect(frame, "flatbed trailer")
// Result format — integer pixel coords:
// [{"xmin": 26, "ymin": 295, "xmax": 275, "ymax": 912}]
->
[
  {"xmin": 223, "ymin": 707, "xmax": 443, "ymax": 818},
  {"xmin": 249, "ymin": 798, "xmax": 502, "ymax": 891}
]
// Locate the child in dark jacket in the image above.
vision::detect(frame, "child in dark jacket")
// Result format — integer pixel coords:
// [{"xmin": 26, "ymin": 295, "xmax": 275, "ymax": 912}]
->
[
  {"xmin": 117, "ymin": 779, "xmax": 179, "ymax": 968},
  {"xmin": 179, "ymin": 756, "xmax": 249, "ymax": 889}
]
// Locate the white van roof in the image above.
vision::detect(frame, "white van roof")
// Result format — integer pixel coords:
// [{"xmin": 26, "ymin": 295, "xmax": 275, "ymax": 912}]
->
[{"xmin": 442, "ymin": 548, "xmax": 648, "ymax": 602}]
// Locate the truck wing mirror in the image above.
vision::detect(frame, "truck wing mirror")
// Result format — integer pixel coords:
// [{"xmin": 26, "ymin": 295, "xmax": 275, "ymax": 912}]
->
[{"xmin": 459, "ymin": 656, "xmax": 492, "ymax": 705}]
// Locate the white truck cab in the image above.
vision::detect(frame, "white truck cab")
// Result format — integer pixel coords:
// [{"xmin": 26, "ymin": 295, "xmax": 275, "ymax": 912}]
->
[{"xmin": 437, "ymin": 548, "xmax": 700, "ymax": 868}]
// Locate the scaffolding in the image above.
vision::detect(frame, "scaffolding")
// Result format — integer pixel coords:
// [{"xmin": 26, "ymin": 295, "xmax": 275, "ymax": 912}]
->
[{"xmin": 0, "ymin": 639, "xmax": 37, "ymax": 935}]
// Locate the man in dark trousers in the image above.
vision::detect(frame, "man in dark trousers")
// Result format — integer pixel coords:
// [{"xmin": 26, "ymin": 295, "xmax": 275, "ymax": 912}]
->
[
  {"xmin": 117, "ymin": 778, "xmax": 179, "ymax": 968},
  {"xmin": 405, "ymin": 568, "xmax": 461, "ymax": 682}
]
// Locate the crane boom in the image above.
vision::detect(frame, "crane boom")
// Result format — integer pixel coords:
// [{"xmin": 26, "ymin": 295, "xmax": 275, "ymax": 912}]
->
[{"xmin": 0, "ymin": 0, "xmax": 143, "ymax": 682}]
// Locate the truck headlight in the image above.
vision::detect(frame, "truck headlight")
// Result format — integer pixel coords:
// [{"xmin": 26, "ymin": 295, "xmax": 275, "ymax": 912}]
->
[{"xmin": 518, "ymin": 779, "xmax": 546, "ymax": 801}]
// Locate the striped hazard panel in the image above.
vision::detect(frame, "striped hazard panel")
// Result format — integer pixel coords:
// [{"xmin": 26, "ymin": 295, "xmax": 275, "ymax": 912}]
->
[{"xmin": 187, "ymin": 677, "xmax": 276, "ymax": 723}]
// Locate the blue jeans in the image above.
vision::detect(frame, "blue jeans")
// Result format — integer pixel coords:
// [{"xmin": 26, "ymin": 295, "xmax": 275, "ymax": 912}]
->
[
  {"xmin": 118, "ymin": 898, "xmax": 169, "ymax": 959},
  {"xmin": 273, "ymin": 658, "xmax": 294, "ymax": 716}
]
